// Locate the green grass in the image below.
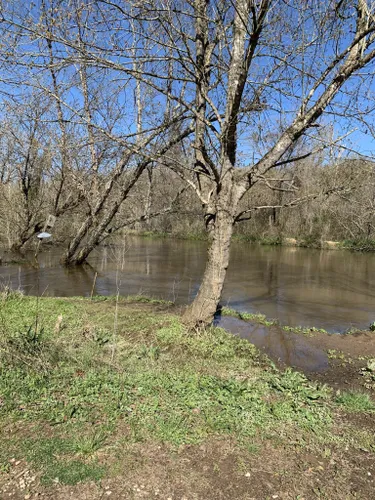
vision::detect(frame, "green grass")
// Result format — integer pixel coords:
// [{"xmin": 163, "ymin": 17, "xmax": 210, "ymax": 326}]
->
[
  {"xmin": 221, "ymin": 307, "xmax": 276, "ymax": 327},
  {"xmin": 221, "ymin": 306, "xmax": 330, "ymax": 334},
  {"xmin": 335, "ymin": 391, "xmax": 375, "ymax": 412},
  {"xmin": 137, "ymin": 231, "xmax": 283, "ymax": 246},
  {"xmin": 0, "ymin": 294, "xmax": 373, "ymax": 487},
  {"xmin": 125, "ymin": 230, "xmax": 375, "ymax": 253},
  {"xmin": 282, "ymin": 325, "xmax": 329, "ymax": 335},
  {"xmin": 135, "ymin": 230, "xmax": 208, "ymax": 241},
  {"xmin": 23, "ymin": 436, "xmax": 105, "ymax": 485},
  {"xmin": 340, "ymin": 238, "xmax": 375, "ymax": 252}
]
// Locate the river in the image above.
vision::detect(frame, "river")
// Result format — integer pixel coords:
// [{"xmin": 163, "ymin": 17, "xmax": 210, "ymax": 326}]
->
[{"xmin": 1, "ymin": 236, "xmax": 374, "ymax": 333}]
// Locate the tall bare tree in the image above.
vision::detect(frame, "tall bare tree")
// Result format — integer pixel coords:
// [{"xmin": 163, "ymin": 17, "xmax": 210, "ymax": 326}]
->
[
  {"xmin": 118, "ymin": 0, "xmax": 375, "ymax": 326},
  {"xmin": 2, "ymin": 0, "xmax": 375, "ymax": 325},
  {"xmin": 180, "ymin": 0, "xmax": 375, "ymax": 326}
]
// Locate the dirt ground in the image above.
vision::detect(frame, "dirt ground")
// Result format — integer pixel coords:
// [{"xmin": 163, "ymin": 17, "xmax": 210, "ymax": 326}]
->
[
  {"xmin": 305, "ymin": 330, "xmax": 375, "ymax": 393},
  {"xmin": 1, "ymin": 435, "xmax": 374, "ymax": 500}
]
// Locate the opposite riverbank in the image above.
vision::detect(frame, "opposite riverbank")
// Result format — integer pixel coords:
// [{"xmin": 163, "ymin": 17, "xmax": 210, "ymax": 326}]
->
[
  {"xmin": 1, "ymin": 232, "xmax": 374, "ymax": 269},
  {"xmin": 130, "ymin": 229, "xmax": 375, "ymax": 252},
  {"xmin": 0, "ymin": 293, "xmax": 374, "ymax": 499}
]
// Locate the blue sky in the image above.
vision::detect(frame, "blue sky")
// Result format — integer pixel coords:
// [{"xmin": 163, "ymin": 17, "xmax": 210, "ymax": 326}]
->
[{"xmin": 2, "ymin": 0, "xmax": 375, "ymax": 166}]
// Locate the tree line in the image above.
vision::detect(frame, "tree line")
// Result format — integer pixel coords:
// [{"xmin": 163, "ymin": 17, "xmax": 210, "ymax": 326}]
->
[
  {"xmin": 1, "ymin": 0, "xmax": 375, "ymax": 326},
  {"xmin": 1, "ymin": 143, "xmax": 375, "ymax": 250}
]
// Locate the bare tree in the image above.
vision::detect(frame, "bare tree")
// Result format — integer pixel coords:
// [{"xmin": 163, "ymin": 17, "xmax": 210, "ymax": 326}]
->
[
  {"xmin": 0, "ymin": 0, "xmax": 193, "ymax": 264},
  {"xmin": 0, "ymin": 98, "xmax": 51, "ymax": 250},
  {"xmin": 133, "ymin": 0, "xmax": 375, "ymax": 326},
  {"xmin": 2, "ymin": 0, "xmax": 375, "ymax": 326}
]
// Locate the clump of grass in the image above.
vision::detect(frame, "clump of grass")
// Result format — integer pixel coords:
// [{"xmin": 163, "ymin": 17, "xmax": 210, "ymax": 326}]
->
[
  {"xmin": 220, "ymin": 306, "xmax": 330, "ymax": 334},
  {"xmin": 0, "ymin": 284, "xmax": 24, "ymax": 301},
  {"xmin": 259, "ymin": 235, "xmax": 282, "ymax": 246},
  {"xmin": 88, "ymin": 294, "xmax": 171, "ymax": 305},
  {"xmin": 340, "ymin": 238, "xmax": 375, "ymax": 252},
  {"xmin": 126, "ymin": 294, "xmax": 172, "ymax": 305},
  {"xmin": 156, "ymin": 320, "xmax": 259, "ymax": 361},
  {"xmin": 297, "ymin": 234, "xmax": 321, "ymax": 248},
  {"xmin": 269, "ymin": 368, "xmax": 331, "ymax": 401},
  {"xmin": 72, "ymin": 429, "xmax": 108, "ymax": 456},
  {"xmin": 137, "ymin": 343, "xmax": 161, "ymax": 361},
  {"xmin": 335, "ymin": 391, "xmax": 375, "ymax": 412},
  {"xmin": 220, "ymin": 307, "xmax": 276, "ymax": 326},
  {"xmin": 22, "ymin": 436, "xmax": 105, "ymax": 485},
  {"xmin": 282, "ymin": 325, "xmax": 329, "ymax": 335}
]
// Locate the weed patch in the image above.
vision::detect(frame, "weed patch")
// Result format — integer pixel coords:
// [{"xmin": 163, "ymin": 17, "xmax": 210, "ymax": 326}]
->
[
  {"xmin": 335, "ymin": 391, "xmax": 375, "ymax": 412},
  {"xmin": 0, "ymin": 294, "xmax": 374, "ymax": 494}
]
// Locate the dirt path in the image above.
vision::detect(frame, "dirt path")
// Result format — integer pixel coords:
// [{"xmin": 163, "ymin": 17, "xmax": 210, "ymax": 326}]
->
[{"xmin": 1, "ymin": 437, "xmax": 374, "ymax": 500}]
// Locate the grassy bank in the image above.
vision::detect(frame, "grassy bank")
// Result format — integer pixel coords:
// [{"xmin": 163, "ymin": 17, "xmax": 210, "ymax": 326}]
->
[
  {"xmin": 132, "ymin": 230, "xmax": 282, "ymax": 246},
  {"xmin": 0, "ymin": 294, "xmax": 374, "ymax": 499},
  {"xmin": 340, "ymin": 238, "xmax": 375, "ymax": 252},
  {"xmin": 128, "ymin": 230, "xmax": 375, "ymax": 252},
  {"xmin": 220, "ymin": 307, "xmax": 335, "ymax": 334}
]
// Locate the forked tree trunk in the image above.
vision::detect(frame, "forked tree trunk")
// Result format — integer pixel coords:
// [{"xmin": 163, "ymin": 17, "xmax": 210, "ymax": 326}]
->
[
  {"xmin": 182, "ymin": 208, "xmax": 235, "ymax": 327},
  {"xmin": 61, "ymin": 216, "xmax": 93, "ymax": 265},
  {"xmin": 66, "ymin": 230, "xmax": 103, "ymax": 266}
]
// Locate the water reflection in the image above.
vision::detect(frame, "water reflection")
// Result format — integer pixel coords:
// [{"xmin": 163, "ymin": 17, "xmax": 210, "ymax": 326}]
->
[
  {"xmin": 0, "ymin": 237, "xmax": 374, "ymax": 332},
  {"xmin": 216, "ymin": 316, "xmax": 329, "ymax": 373}
]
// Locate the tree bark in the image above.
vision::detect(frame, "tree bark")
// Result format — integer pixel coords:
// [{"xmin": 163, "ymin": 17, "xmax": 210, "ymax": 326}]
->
[
  {"xmin": 60, "ymin": 215, "xmax": 93, "ymax": 265},
  {"xmin": 182, "ymin": 162, "xmax": 240, "ymax": 327},
  {"xmin": 182, "ymin": 207, "xmax": 234, "ymax": 326}
]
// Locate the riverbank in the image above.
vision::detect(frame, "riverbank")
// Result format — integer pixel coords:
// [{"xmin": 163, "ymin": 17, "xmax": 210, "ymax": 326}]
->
[
  {"xmin": 130, "ymin": 229, "xmax": 375, "ymax": 252},
  {"xmin": 0, "ymin": 294, "xmax": 374, "ymax": 499},
  {"xmin": 218, "ymin": 308, "xmax": 375, "ymax": 393}
]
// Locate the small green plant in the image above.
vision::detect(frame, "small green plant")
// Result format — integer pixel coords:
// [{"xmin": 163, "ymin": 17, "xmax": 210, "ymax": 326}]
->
[
  {"xmin": 72, "ymin": 430, "xmax": 108, "ymax": 456},
  {"xmin": 360, "ymin": 360, "xmax": 375, "ymax": 390},
  {"xmin": 94, "ymin": 328, "xmax": 111, "ymax": 346},
  {"xmin": 369, "ymin": 322, "xmax": 375, "ymax": 332},
  {"xmin": 138, "ymin": 343, "xmax": 161, "ymax": 361},
  {"xmin": 270, "ymin": 368, "xmax": 331, "ymax": 401},
  {"xmin": 335, "ymin": 391, "xmax": 375, "ymax": 412},
  {"xmin": 327, "ymin": 349, "xmax": 346, "ymax": 360},
  {"xmin": 19, "ymin": 324, "xmax": 45, "ymax": 353}
]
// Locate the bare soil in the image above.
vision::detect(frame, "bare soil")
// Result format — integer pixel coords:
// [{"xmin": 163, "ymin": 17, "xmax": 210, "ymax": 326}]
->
[
  {"xmin": 306, "ymin": 330, "xmax": 375, "ymax": 393},
  {"xmin": 1, "ymin": 435, "xmax": 374, "ymax": 500}
]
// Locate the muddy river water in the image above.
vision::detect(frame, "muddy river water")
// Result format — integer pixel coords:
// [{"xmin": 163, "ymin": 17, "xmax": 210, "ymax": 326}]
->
[
  {"xmin": 1, "ymin": 237, "xmax": 375, "ymax": 372},
  {"xmin": 1, "ymin": 237, "xmax": 374, "ymax": 333}
]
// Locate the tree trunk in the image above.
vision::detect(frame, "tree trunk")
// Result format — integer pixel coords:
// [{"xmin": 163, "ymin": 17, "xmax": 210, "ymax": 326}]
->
[
  {"xmin": 60, "ymin": 216, "xmax": 93, "ymax": 265},
  {"xmin": 67, "ymin": 230, "xmax": 102, "ymax": 266},
  {"xmin": 182, "ymin": 209, "xmax": 234, "ymax": 327}
]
